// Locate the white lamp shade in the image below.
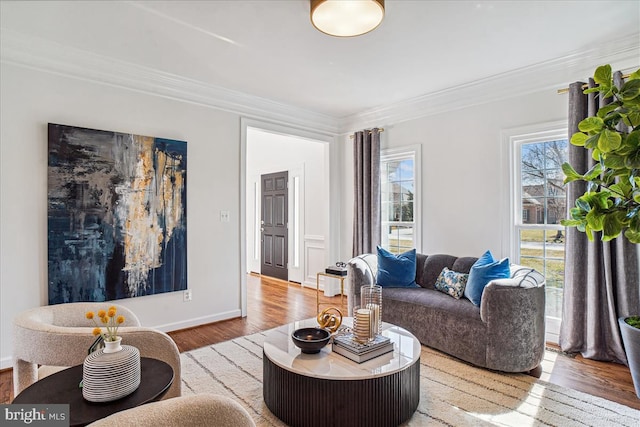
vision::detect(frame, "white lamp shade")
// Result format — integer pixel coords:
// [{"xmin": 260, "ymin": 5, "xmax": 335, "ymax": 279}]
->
[{"xmin": 310, "ymin": 0, "xmax": 385, "ymax": 37}]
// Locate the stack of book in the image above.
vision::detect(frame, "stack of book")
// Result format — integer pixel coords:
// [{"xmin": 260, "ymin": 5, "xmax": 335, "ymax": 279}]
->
[{"xmin": 332, "ymin": 333, "xmax": 394, "ymax": 363}]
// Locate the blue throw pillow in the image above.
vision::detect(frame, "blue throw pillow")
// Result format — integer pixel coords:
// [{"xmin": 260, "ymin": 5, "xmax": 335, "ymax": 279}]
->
[
  {"xmin": 464, "ymin": 250, "xmax": 510, "ymax": 306},
  {"xmin": 376, "ymin": 246, "xmax": 418, "ymax": 288}
]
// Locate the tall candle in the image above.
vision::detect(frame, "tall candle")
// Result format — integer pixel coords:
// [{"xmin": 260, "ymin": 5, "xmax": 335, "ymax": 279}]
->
[
  {"xmin": 354, "ymin": 308, "xmax": 371, "ymax": 343},
  {"xmin": 366, "ymin": 303, "xmax": 380, "ymax": 338}
]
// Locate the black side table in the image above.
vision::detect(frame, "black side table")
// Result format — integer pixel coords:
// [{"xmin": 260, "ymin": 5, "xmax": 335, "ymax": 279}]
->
[{"xmin": 12, "ymin": 357, "xmax": 174, "ymax": 427}]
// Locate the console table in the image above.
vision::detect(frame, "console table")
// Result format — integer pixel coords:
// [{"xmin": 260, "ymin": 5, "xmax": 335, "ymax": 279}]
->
[
  {"xmin": 12, "ymin": 357, "xmax": 173, "ymax": 427},
  {"xmin": 316, "ymin": 271, "xmax": 346, "ymax": 313}
]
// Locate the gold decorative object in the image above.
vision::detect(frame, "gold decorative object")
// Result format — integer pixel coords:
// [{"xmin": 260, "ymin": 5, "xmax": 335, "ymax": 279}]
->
[{"xmin": 316, "ymin": 307, "xmax": 343, "ymax": 333}]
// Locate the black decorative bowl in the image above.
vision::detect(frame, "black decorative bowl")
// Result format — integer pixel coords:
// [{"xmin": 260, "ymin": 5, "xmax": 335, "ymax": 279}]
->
[{"xmin": 291, "ymin": 328, "xmax": 331, "ymax": 354}]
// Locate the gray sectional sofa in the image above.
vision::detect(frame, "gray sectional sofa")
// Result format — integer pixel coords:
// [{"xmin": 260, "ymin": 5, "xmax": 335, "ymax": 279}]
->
[{"xmin": 347, "ymin": 253, "xmax": 546, "ymax": 373}]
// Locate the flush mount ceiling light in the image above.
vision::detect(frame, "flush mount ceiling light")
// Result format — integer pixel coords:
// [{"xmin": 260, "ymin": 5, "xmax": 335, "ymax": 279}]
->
[{"xmin": 310, "ymin": 0, "xmax": 385, "ymax": 37}]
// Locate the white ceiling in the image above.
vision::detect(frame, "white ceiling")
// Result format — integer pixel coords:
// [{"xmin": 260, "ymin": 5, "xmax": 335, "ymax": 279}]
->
[{"xmin": 1, "ymin": 0, "xmax": 639, "ymax": 121}]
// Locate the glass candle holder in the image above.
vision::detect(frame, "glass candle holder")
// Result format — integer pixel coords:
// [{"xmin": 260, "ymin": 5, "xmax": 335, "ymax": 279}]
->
[
  {"xmin": 361, "ymin": 285, "xmax": 382, "ymax": 336},
  {"xmin": 352, "ymin": 306, "xmax": 372, "ymax": 343}
]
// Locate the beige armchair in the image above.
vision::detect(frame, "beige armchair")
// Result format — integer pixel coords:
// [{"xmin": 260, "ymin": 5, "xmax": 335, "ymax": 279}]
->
[
  {"xmin": 87, "ymin": 394, "xmax": 255, "ymax": 427},
  {"xmin": 12, "ymin": 302, "xmax": 181, "ymax": 399}
]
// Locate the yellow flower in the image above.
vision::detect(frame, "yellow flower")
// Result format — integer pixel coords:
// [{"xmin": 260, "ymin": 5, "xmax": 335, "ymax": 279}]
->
[{"xmin": 86, "ymin": 306, "xmax": 126, "ymax": 341}]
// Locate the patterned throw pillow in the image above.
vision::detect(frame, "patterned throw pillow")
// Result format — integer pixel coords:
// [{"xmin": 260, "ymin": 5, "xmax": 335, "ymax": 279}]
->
[{"xmin": 434, "ymin": 267, "xmax": 469, "ymax": 299}]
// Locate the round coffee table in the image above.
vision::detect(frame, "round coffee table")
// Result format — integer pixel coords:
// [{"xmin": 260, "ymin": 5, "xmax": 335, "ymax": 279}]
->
[
  {"xmin": 263, "ymin": 318, "xmax": 421, "ymax": 427},
  {"xmin": 12, "ymin": 357, "xmax": 173, "ymax": 427}
]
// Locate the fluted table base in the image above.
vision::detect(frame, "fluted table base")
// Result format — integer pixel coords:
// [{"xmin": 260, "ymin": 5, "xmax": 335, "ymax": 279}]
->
[{"xmin": 263, "ymin": 352, "xmax": 420, "ymax": 427}]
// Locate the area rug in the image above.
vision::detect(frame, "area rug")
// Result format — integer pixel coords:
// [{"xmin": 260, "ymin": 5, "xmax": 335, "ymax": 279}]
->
[{"xmin": 180, "ymin": 331, "xmax": 640, "ymax": 426}]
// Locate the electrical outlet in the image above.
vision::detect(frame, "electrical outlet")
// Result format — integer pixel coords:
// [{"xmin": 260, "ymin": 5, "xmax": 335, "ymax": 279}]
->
[
  {"xmin": 220, "ymin": 210, "xmax": 230, "ymax": 222},
  {"xmin": 183, "ymin": 289, "xmax": 192, "ymax": 302}
]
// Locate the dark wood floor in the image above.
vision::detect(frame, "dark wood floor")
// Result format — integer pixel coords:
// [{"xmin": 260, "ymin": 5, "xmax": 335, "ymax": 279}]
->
[{"xmin": 2, "ymin": 273, "xmax": 639, "ymax": 410}]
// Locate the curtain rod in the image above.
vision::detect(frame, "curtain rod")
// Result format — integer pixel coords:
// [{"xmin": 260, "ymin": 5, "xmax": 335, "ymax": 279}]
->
[
  {"xmin": 349, "ymin": 128, "xmax": 385, "ymax": 139},
  {"xmin": 557, "ymin": 73, "xmax": 631, "ymax": 94}
]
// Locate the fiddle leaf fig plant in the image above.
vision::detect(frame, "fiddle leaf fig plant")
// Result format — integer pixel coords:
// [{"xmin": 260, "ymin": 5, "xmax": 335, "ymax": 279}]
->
[{"xmin": 561, "ymin": 65, "xmax": 640, "ymax": 243}]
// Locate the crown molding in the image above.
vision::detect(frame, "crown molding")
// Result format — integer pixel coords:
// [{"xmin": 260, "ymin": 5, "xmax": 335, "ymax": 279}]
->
[
  {"xmin": 2, "ymin": 28, "xmax": 638, "ymax": 136},
  {"xmin": 0, "ymin": 29, "xmax": 341, "ymax": 136},
  {"xmin": 339, "ymin": 32, "xmax": 640, "ymax": 132}
]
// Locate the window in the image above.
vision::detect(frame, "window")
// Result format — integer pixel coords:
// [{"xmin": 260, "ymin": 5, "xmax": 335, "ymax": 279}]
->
[
  {"xmin": 508, "ymin": 125, "xmax": 567, "ymax": 332},
  {"xmin": 380, "ymin": 147, "xmax": 421, "ymax": 254}
]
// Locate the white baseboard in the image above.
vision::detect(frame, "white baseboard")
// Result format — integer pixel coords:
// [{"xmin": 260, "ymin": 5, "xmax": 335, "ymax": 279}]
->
[
  {"xmin": 1, "ymin": 355, "xmax": 12, "ymax": 370},
  {"xmin": 153, "ymin": 309, "xmax": 242, "ymax": 333},
  {"xmin": 0, "ymin": 310, "xmax": 244, "ymax": 372}
]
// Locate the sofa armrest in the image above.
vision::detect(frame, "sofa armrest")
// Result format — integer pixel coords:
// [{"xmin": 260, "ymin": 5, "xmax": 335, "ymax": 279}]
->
[
  {"xmin": 346, "ymin": 254, "xmax": 378, "ymax": 316},
  {"xmin": 480, "ymin": 278, "xmax": 546, "ymax": 371}
]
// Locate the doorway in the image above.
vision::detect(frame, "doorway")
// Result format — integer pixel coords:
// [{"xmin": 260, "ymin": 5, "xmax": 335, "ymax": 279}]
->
[{"xmin": 260, "ymin": 171, "xmax": 288, "ymax": 281}]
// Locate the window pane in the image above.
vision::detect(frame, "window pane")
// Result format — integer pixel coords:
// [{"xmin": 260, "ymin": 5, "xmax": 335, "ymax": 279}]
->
[
  {"xmin": 522, "ymin": 198, "xmax": 544, "ymax": 224},
  {"xmin": 387, "ymin": 225, "xmax": 414, "ymax": 254},
  {"xmin": 518, "ymin": 137, "xmax": 568, "ymax": 323},
  {"xmin": 544, "ymin": 140, "xmax": 568, "ymax": 169},
  {"xmin": 386, "ymin": 161, "xmax": 401, "ymax": 183},
  {"xmin": 380, "ymin": 152, "xmax": 417, "ymax": 254},
  {"xmin": 522, "ymin": 143, "xmax": 545, "ymax": 171},
  {"xmin": 401, "ymin": 201, "xmax": 413, "ymax": 221},
  {"xmin": 546, "ymin": 198, "xmax": 565, "ymax": 225},
  {"xmin": 520, "ymin": 230, "xmax": 544, "ymax": 258}
]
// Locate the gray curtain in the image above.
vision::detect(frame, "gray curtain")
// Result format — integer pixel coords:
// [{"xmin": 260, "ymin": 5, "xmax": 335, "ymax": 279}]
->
[
  {"xmin": 560, "ymin": 73, "xmax": 640, "ymax": 365},
  {"xmin": 352, "ymin": 128, "xmax": 381, "ymax": 257}
]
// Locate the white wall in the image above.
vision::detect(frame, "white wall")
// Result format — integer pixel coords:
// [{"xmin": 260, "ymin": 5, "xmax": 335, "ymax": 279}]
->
[
  {"xmin": 0, "ymin": 64, "xmax": 243, "ymax": 367},
  {"xmin": 339, "ymin": 89, "xmax": 567, "ymax": 261},
  {"xmin": 246, "ymin": 128, "xmax": 327, "ymax": 285}
]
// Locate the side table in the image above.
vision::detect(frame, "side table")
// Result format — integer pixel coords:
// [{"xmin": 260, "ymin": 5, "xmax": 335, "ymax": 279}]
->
[
  {"xmin": 316, "ymin": 271, "xmax": 346, "ymax": 314},
  {"xmin": 12, "ymin": 357, "xmax": 174, "ymax": 427}
]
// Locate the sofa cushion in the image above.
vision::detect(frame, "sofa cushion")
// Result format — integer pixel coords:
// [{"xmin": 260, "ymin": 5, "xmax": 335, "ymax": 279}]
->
[
  {"xmin": 376, "ymin": 247, "xmax": 418, "ymax": 288},
  {"xmin": 464, "ymin": 250, "xmax": 510, "ymax": 306},
  {"xmin": 382, "ymin": 287, "xmax": 482, "ymax": 322},
  {"xmin": 434, "ymin": 267, "xmax": 468, "ymax": 299},
  {"xmin": 419, "ymin": 254, "xmax": 458, "ymax": 289}
]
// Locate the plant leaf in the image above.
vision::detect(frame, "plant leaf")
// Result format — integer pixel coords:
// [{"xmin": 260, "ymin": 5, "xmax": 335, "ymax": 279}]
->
[
  {"xmin": 561, "ymin": 219, "xmax": 584, "ymax": 227},
  {"xmin": 570, "ymin": 132, "xmax": 588, "ymax": 147},
  {"xmin": 593, "ymin": 65, "xmax": 612, "ymax": 85},
  {"xmin": 620, "ymin": 79, "xmax": 640, "ymax": 101},
  {"xmin": 611, "ymin": 182, "xmax": 633, "ymax": 199},
  {"xmin": 624, "ymin": 228, "xmax": 640, "ymax": 244},
  {"xmin": 576, "ymin": 198, "xmax": 591, "ymax": 213},
  {"xmin": 603, "ymin": 153, "xmax": 626, "ymax": 169},
  {"xmin": 583, "ymin": 163, "xmax": 604, "ymax": 181},
  {"xmin": 585, "ymin": 133, "xmax": 600, "ymax": 149},
  {"xmin": 626, "ymin": 110, "xmax": 640, "ymax": 127},
  {"xmin": 586, "ymin": 209, "xmax": 604, "ymax": 231},
  {"xmin": 561, "ymin": 162, "xmax": 583, "ymax": 183},
  {"xmin": 602, "ymin": 214, "xmax": 623, "ymax": 240},
  {"xmin": 627, "ymin": 130, "xmax": 640, "ymax": 148},
  {"xmin": 598, "ymin": 129, "xmax": 622, "ymax": 152},
  {"xmin": 596, "ymin": 103, "xmax": 619, "ymax": 118},
  {"xmin": 625, "ymin": 148, "xmax": 640, "ymax": 169},
  {"xmin": 578, "ymin": 117, "xmax": 604, "ymax": 133}
]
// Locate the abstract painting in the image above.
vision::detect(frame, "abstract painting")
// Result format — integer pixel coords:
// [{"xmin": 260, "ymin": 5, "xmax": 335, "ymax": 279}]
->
[{"xmin": 48, "ymin": 123, "xmax": 187, "ymax": 304}]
